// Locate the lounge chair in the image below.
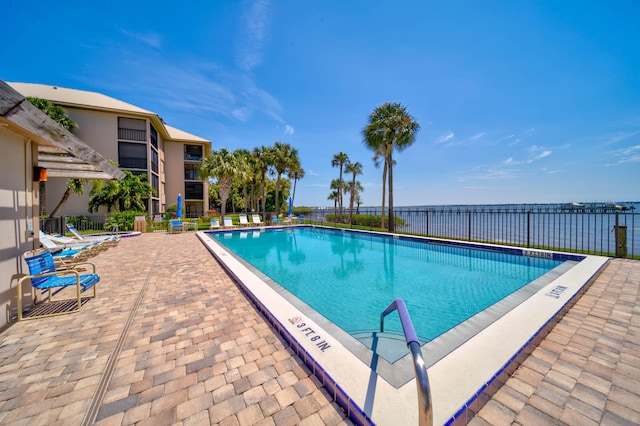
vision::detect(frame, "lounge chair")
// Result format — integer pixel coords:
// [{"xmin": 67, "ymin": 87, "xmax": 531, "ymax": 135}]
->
[
  {"xmin": 251, "ymin": 214, "xmax": 265, "ymax": 226},
  {"xmin": 168, "ymin": 219, "xmax": 183, "ymax": 233},
  {"xmin": 39, "ymin": 234, "xmax": 102, "ymax": 261},
  {"xmin": 223, "ymin": 217, "xmax": 237, "ymax": 228},
  {"xmin": 66, "ymin": 224, "xmax": 119, "ymax": 246},
  {"xmin": 297, "ymin": 215, "xmax": 305, "ymax": 224},
  {"xmin": 238, "ymin": 214, "xmax": 251, "ymax": 227},
  {"xmin": 210, "ymin": 219, "xmax": 221, "ymax": 230},
  {"xmin": 17, "ymin": 250, "xmax": 99, "ymax": 321},
  {"xmin": 272, "ymin": 216, "xmax": 279, "ymax": 225}
]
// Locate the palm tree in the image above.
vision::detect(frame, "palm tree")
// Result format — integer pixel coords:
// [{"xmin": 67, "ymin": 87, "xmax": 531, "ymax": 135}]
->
[
  {"xmin": 288, "ymin": 164, "xmax": 305, "ymax": 207},
  {"xmin": 233, "ymin": 149, "xmax": 253, "ymax": 212},
  {"xmin": 345, "ymin": 162, "xmax": 363, "ymax": 224},
  {"xmin": 253, "ymin": 146, "xmax": 270, "ymax": 217},
  {"xmin": 363, "ymin": 102, "xmax": 419, "ymax": 232},
  {"xmin": 200, "ymin": 148, "xmax": 240, "ymax": 220},
  {"xmin": 269, "ymin": 141, "xmax": 298, "ymax": 215},
  {"xmin": 88, "ymin": 171, "xmax": 154, "ymax": 213},
  {"xmin": 331, "ymin": 152, "xmax": 350, "ymax": 222}
]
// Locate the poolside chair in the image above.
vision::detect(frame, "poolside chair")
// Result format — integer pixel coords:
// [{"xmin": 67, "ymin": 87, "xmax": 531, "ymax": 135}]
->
[
  {"xmin": 17, "ymin": 250, "xmax": 99, "ymax": 321},
  {"xmin": 272, "ymin": 216, "xmax": 279, "ymax": 225},
  {"xmin": 223, "ymin": 217, "xmax": 237, "ymax": 228},
  {"xmin": 251, "ymin": 214, "xmax": 265, "ymax": 226},
  {"xmin": 210, "ymin": 219, "xmax": 221, "ymax": 230},
  {"xmin": 238, "ymin": 214, "xmax": 251, "ymax": 227},
  {"xmin": 297, "ymin": 215, "xmax": 305, "ymax": 224},
  {"xmin": 66, "ymin": 224, "xmax": 119, "ymax": 246},
  {"xmin": 168, "ymin": 219, "xmax": 183, "ymax": 233},
  {"xmin": 39, "ymin": 234, "xmax": 101, "ymax": 262}
]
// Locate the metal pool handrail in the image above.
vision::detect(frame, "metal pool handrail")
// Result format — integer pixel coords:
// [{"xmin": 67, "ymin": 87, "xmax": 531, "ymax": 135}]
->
[{"xmin": 380, "ymin": 298, "xmax": 432, "ymax": 426}]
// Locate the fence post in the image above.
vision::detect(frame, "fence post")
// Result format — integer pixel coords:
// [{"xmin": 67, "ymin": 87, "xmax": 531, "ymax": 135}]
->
[
  {"xmin": 614, "ymin": 212, "xmax": 628, "ymax": 258},
  {"xmin": 526, "ymin": 211, "xmax": 530, "ymax": 248},
  {"xmin": 425, "ymin": 211, "xmax": 429, "ymax": 236},
  {"xmin": 468, "ymin": 211, "xmax": 472, "ymax": 241}
]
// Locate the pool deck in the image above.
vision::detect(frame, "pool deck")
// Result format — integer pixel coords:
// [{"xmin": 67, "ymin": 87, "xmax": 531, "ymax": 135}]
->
[{"xmin": 0, "ymin": 232, "xmax": 638, "ymax": 425}]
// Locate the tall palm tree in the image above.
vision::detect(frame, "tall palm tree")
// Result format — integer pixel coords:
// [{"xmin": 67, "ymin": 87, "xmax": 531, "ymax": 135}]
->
[
  {"xmin": 253, "ymin": 146, "xmax": 270, "ymax": 217},
  {"xmin": 331, "ymin": 152, "xmax": 349, "ymax": 222},
  {"xmin": 200, "ymin": 148, "xmax": 240, "ymax": 220},
  {"xmin": 288, "ymin": 164, "xmax": 305, "ymax": 207},
  {"xmin": 269, "ymin": 141, "xmax": 298, "ymax": 215},
  {"xmin": 345, "ymin": 162, "xmax": 363, "ymax": 224},
  {"xmin": 233, "ymin": 149, "xmax": 252, "ymax": 212},
  {"xmin": 363, "ymin": 102, "xmax": 419, "ymax": 232}
]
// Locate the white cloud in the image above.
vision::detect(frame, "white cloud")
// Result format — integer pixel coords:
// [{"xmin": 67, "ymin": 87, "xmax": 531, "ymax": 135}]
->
[
  {"xmin": 236, "ymin": 0, "xmax": 271, "ymax": 72},
  {"xmin": 120, "ymin": 29, "xmax": 163, "ymax": 49},
  {"xmin": 284, "ymin": 124, "xmax": 295, "ymax": 135},
  {"xmin": 608, "ymin": 144, "xmax": 640, "ymax": 165},
  {"xmin": 438, "ymin": 132, "xmax": 454, "ymax": 143}
]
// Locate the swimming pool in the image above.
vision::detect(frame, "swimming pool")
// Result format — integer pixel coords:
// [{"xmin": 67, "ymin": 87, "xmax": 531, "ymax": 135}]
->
[
  {"xmin": 210, "ymin": 227, "xmax": 562, "ymax": 346},
  {"xmin": 198, "ymin": 226, "xmax": 608, "ymax": 425}
]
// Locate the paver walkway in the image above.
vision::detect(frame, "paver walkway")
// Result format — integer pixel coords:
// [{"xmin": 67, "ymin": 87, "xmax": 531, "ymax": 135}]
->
[
  {"xmin": 472, "ymin": 258, "xmax": 640, "ymax": 426},
  {"xmin": 0, "ymin": 232, "xmax": 350, "ymax": 426},
  {"xmin": 0, "ymin": 232, "xmax": 638, "ymax": 425}
]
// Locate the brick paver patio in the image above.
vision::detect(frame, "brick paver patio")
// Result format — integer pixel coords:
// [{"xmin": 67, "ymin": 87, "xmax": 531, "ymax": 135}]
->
[{"xmin": 0, "ymin": 232, "xmax": 638, "ymax": 425}]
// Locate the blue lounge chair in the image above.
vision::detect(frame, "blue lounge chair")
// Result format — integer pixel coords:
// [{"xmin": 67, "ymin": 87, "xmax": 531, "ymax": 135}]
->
[
  {"xmin": 169, "ymin": 219, "xmax": 183, "ymax": 233},
  {"xmin": 17, "ymin": 250, "xmax": 99, "ymax": 321},
  {"xmin": 210, "ymin": 219, "xmax": 221, "ymax": 230}
]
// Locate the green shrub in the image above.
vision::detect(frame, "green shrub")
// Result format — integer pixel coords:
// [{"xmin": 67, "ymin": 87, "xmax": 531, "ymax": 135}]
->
[
  {"xmin": 106, "ymin": 211, "xmax": 145, "ymax": 231},
  {"xmin": 324, "ymin": 213, "xmax": 405, "ymax": 228}
]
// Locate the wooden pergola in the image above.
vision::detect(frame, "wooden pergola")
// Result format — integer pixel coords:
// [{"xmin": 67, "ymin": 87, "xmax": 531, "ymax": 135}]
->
[{"xmin": 0, "ymin": 79, "xmax": 124, "ymax": 181}]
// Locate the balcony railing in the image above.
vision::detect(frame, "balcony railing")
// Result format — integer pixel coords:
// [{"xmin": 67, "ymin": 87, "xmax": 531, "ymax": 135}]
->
[{"xmin": 118, "ymin": 127, "xmax": 147, "ymax": 141}]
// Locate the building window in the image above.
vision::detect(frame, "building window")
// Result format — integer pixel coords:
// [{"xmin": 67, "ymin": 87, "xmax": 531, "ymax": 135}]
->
[
  {"xmin": 150, "ymin": 124, "xmax": 158, "ymax": 149},
  {"xmin": 151, "ymin": 149, "xmax": 158, "ymax": 174},
  {"xmin": 118, "ymin": 117, "xmax": 146, "ymax": 141},
  {"xmin": 185, "ymin": 145, "xmax": 203, "ymax": 161},
  {"xmin": 185, "ymin": 182, "xmax": 203, "ymax": 200},
  {"xmin": 152, "ymin": 199, "xmax": 159, "ymax": 216},
  {"xmin": 118, "ymin": 142, "xmax": 147, "ymax": 170},
  {"xmin": 151, "ymin": 173, "xmax": 159, "ymax": 192},
  {"xmin": 184, "ymin": 163, "xmax": 200, "ymax": 180}
]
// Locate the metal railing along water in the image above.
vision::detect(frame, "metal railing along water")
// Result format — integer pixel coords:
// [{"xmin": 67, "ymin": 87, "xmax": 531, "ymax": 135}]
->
[
  {"xmin": 380, "ymin": 298, "xmax": 432, "ymax": 426},
  {"xmin": 310, "ymin": 204, "xmax": 638, "ymax": 258}
]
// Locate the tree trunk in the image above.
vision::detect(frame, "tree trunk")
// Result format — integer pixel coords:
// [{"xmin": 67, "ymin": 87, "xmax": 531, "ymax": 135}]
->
[
  {"xmin": 348, "ymin": 177, "xmax": 355, "ymax": 224},
  {"xmin": 338, "ymin": 166, "xmax": 343, "ymax": 222},
  {"xmin": 381, "ymin": 160, "xmax": 387, "ymax": 229},
  {"xmin": 275, "ymin": 173, "xmax": 281, "ymax": 215},
  {"xmin": 387, "ymin": 146, "xmax": 394, "ymax": 233},
  {"xmin": 39, "ymin": 181, "xmax": 47, "ymax": 216},
  {"xmin": 219, "ymin": 177, "xmax": 232, "ymax": 219},
  {"xmin": 49, "ymin": 188, "xmax": 71, "ymax": 218}
]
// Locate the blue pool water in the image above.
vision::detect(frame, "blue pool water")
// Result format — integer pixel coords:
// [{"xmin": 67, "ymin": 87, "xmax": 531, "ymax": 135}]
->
[{"xmin": 209, "ymin": 227, "xmax": 563, "ymax": 343}]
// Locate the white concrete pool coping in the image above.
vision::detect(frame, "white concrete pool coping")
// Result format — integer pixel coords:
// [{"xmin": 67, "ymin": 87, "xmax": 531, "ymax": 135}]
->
[{"xmin": 197, "ymin": 227, "xmax": 608, "ymax": 425}]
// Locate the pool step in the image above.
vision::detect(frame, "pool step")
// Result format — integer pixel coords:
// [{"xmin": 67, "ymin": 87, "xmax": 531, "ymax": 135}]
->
[{"xmin": 352, "ymin": 330, "xmax": 411, "ymax": 364}]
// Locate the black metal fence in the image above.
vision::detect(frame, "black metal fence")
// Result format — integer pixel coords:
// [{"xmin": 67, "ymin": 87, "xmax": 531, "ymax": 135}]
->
[
  {"xmin": 40, "ymin": 215, "xmax": 109, "ymax": 235},
  {"xmin": 308, "ymin": 205, "xmax": 638, "ymax": 259}
]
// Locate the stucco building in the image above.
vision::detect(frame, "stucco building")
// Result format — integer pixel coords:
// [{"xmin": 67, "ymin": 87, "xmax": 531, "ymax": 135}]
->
[
  {"xmin": 8, "ymin": 83, "xmax": 211, "ymax": 219},
  {"xmin": 0, "ymin": 79, "xmax": 124, "ymax": 327}
]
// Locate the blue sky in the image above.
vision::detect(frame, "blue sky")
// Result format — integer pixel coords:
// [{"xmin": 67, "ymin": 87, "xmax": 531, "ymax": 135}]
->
[{"xmin": 3, "ymin": 1, "xmax": 639, "ymax": 206}]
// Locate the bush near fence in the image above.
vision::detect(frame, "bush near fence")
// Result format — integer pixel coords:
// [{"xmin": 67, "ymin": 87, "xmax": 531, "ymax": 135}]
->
[{"xmin": 325, "ymin": 213, "xmax": 406, "ymax": 228}]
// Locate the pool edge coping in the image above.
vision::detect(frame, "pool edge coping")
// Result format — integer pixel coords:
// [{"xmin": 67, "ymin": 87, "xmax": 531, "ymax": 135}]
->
[{"xmin": 196, "ymin": 227, "xmax": 608, "ymax": 425}]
